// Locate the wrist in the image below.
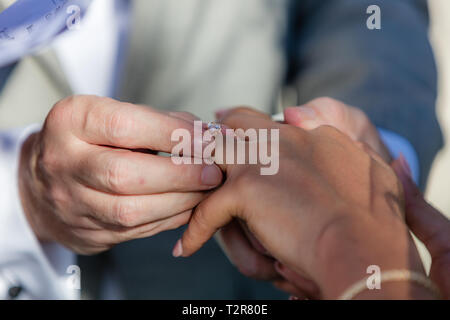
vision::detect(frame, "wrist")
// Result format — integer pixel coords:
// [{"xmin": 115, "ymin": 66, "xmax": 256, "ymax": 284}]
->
[
  {"xmin": 352, "ymin": 277, "xmax": 437, "ymax": 300},
  {"xmin": 311, "ymin": 210, "xmax": 425, "ymax": 299},
  {"xmin": 18, "ymin": 132, "xmax": 51, "ymax": 243}
]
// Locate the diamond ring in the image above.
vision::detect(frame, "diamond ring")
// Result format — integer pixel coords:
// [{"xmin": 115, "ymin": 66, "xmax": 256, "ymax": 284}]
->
[{"xmin": 207, "ymin": 122, "xmax": 222, "ymax": 136}]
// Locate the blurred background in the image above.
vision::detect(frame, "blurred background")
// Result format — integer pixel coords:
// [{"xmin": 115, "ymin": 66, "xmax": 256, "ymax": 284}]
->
[{"xmin": 427, "ymin": 0, "xmax": 450, "ymax": 216}]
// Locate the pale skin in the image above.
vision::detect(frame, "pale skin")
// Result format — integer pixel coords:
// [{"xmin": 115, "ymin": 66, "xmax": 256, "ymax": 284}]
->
[
  {"xmin": 18, "ymin": 95, "xmax": 223, "ymax": 255},
  {"xmin": 174, "ymin": 102, "xmax": 448, "ymax": 299}
]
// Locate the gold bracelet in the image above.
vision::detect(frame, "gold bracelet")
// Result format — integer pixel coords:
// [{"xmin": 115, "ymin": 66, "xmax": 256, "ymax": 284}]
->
[{"xmin": 338, "ymin": 270, "xmax": 442, "ymax": 300}]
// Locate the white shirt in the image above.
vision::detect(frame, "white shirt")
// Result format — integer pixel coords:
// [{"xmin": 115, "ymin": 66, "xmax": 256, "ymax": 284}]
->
[{"xmin": 0, "ymin": 0, "xmax": 420, "ymax": 300}]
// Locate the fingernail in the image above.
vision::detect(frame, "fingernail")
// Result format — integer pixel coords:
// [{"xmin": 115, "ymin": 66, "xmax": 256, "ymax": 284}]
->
[
  {"xmin": 274, "ymin": 261, "xmax": 284, "ymax": 272},
  {"xmin": 289, "ymin": 296, "xmax": 300, "ymax": 301},
  {"xmin": 298, "ymin": 106, "xmax": 316, "ymax": 118},
  {"xmin": 172, "ymin": 239, "xmax": 183, "ymax": 258},
  {"xmin": 201, "ymin": 165, "xmax": 222, "ymax": 186},
  {"xmin": 398, "ymin": 153, "xmax": 412, "ymax": 179}
]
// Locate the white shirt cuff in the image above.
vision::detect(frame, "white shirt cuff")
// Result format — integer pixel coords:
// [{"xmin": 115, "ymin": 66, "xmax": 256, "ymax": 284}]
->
[{"xmin": 0, "ymin": 125, "xmax": 78, "ymax": 299}]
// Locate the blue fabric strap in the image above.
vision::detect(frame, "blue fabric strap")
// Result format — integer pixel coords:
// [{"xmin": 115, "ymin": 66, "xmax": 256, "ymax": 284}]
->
[{"xmin": 0, "ymin": 0, "xmax": 92, "ymax": 67}]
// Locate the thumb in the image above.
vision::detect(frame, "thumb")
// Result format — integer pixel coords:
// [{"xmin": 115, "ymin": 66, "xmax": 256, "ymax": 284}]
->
[
  {"xmin": 392, "ymin": 155, "xmax": 450, "ymax": 260},
  {"xmin": 172, "ymin": 184, "xmax": 238, "ymax": 257}
]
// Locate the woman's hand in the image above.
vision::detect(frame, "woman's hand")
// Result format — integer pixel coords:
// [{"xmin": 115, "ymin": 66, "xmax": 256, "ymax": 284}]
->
[
  {"xmin": 271, "ymin": 98, "xmax": 447, "ymax": 299},
  {"xmin": 174, "ymin": 108, "xmax": 429, "ymax": 299},
  {"xmin": 277, "ymin": 155, "xmax": 450, "ymax": 300},
  {"xmin": 274, "ymin": 97, "xmax": 393, "ymax": 298}
]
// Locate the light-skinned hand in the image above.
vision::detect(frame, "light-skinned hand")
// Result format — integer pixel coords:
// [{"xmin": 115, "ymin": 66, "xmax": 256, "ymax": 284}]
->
[{"xmin": 19, "ymin": 95, "xmax": 222, "ymax": 254}]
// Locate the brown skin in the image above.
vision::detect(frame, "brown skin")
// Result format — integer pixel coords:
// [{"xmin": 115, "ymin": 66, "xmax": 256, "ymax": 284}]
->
[
  {"xmin": 273, "ymin": 100, "xmax": 449, "ymax": 300},
  {"xmin": 283, "ymin": 97, "xmax": 392, "ymax": 163},
  {"xmin": 18, "ymin": 95, "xmax": 223, "ymax": 255},
  {"xmin": 276, "ymin": 157, "xmax": 450, "ymax": 300},
  {"xmin": 175, "ymin": 106, "xmax": 433, "ymax": 299},
  {"xmin": 212, "ymin": 98, "xmax": 397, "ymax": 296}
]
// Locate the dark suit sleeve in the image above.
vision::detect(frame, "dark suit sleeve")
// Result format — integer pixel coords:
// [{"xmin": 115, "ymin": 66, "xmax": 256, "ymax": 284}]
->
[{"xmin": 286, "ymin": 0, "xmax": 443, "ymax": 189}]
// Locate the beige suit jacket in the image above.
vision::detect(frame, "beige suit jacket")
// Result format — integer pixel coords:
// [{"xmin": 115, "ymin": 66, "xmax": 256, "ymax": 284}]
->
[{"xmin": 0, "ymin": 0, "xmax": 286, "ymax": 129}]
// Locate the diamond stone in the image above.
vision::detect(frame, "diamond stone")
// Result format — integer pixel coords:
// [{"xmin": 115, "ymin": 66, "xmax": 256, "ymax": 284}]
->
[{"xmin": 207, "ymin": 122, "xmax": 222, "ymax": 135}]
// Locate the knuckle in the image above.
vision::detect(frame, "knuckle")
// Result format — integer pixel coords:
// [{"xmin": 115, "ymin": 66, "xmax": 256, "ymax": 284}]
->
[
  {"xmin": 112, "ymin": 199, "xmax": 138, "ymax": 227},
  {"xmin": 46, "ymin": 98, "xmax": 73, "ymax": 130},
  {"xmin": 190, "ymin": 209, "xmax": 209, "ymax": 234},
  {"xmin": 104, "ymin": 157, "xmax": 130, "ymax": 193},
  {"xmin": 47, "ymin": 186, "xmax": 72, "ymax": 222},
  {"xmin": 183, "ymin": 210, "xmax": 212, "ymax": 249},
  {"xmin": 35, "ymin": 140, "xmax": 65, "ymax": 179},
  {"xmin": 105, "ymin": 108, "xmax": 133, "ymax": 145},
  {"xmin": 48, "ymin": 185, "xmax": 68, "ymax": 206},
  {"xmin": 38, "ymin": 146, "xmax": 59, "ymax": 174}
]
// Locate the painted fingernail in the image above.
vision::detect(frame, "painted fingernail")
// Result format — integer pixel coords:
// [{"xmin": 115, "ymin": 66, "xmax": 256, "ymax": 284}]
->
[
  {"xmin": 172, "ymin": 239, "xmax": 183, "ymax": 258},
  {"xmin": 398, "ymin": 153, "xmax": 412, "ymax": 179},
  {"xmin": 201, "ymin": 165, "xmax": 222, "ymax": 186}
]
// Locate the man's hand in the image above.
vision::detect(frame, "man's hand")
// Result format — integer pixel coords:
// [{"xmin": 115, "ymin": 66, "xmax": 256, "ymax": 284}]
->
[{"xmin": 18, "ymin": 95, "xmax": 223, "ymax": 255}]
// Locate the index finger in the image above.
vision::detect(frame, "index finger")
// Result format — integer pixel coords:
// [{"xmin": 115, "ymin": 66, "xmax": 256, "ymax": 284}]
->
[{"xmin": 67, "ymin": 96, "xmax": 201, "ymax": 153}]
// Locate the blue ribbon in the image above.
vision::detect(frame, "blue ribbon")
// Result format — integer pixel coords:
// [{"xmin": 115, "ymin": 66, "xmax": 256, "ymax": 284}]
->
[{"xmin": 0, "ymin": 0, "xmax": 92, "ymax": 67}]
